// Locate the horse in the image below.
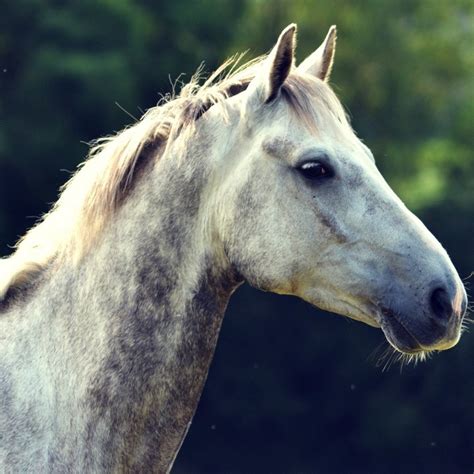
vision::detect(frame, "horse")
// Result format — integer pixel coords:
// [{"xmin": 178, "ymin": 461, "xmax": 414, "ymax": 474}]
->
[{"xmin": 0, "ymin": 23, "xmax": 467, "ymax": 472}]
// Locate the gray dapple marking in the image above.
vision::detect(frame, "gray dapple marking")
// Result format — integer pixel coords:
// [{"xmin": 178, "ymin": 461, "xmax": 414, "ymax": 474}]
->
[{"xmin": 0, "ymin": 24, "xmax": 468, "ymax": 472}]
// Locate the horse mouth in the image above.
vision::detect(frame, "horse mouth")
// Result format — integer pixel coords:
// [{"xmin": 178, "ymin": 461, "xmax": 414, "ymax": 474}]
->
[{"xmin": 378, "ymin": 307, "xmax": 423, "ymax": 354}]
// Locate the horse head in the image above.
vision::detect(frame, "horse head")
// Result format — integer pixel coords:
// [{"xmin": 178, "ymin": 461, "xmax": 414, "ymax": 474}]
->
[{"xmin": 207, "ymin": 25, "xmax": 467, "ymax": 358}]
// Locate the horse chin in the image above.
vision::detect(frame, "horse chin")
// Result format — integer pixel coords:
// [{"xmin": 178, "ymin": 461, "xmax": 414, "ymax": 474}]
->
[{"xmin": 380, "ymin": 315, "xmax": 423, "ymax": 354}]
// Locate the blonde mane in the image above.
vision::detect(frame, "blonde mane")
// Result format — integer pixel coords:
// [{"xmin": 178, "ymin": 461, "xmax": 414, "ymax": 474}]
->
[{"xmin": 0, "ymin": 54, "xmax": 349, "ymax": 301}]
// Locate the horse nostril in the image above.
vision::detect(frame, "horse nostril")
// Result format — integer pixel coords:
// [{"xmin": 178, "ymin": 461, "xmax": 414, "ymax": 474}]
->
[{"xmin": 430, "ymin": 287, "xmax": 453, "ymax": 321}]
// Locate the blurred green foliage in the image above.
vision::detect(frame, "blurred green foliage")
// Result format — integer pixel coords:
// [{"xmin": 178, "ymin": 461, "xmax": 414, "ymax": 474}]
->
[{"xmin": 0, "ymin": 1, "xmax": 472, "ymax": 473}]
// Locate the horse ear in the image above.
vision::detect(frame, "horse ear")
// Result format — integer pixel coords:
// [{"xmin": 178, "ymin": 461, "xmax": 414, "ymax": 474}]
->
[
  {"xmin": 247, "ymin": 24, "xmax": 297, "ymax": 104},
  {"xmin": 297, "ymin": 25, "xmax": 337, "ymax": 81}
]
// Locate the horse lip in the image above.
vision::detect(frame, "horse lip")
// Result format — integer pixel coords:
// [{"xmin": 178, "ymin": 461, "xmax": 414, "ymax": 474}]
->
[{"xmin": 378, "ymin": 306, "xmax": 423, "ymax": 353}]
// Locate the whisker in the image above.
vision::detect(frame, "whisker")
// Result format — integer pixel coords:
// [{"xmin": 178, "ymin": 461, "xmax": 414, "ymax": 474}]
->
[
  {"xmin": 462, "ymin": 271, "xmax": 474, "ymax": 282},
  {"xmin": 367, "ymin": 341, "xmax": 387, "ymax": 364},
  {"xmin": 375, "ymin": 345, "xmax": 398, "ymax": 372},
  {"xmin": 372, "ymin": 342, "xmax": 433, "ymax": 371}
]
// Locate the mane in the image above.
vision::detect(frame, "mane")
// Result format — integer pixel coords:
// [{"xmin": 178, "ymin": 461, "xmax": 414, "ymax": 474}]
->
[{"xmin": 0, "ymin": 54, "xmax": 349, "ymax": 301}]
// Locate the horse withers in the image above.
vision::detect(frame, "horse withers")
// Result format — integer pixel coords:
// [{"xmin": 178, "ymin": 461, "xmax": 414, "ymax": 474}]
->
[{"xmin": 0, "ymin": 24, "xmax": 467, "ymax": 472}]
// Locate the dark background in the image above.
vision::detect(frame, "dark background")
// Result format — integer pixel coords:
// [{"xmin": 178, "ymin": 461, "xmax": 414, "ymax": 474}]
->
[{"xmin": 1, "ymin": 1, "xmax": 473, "ymax": 473}]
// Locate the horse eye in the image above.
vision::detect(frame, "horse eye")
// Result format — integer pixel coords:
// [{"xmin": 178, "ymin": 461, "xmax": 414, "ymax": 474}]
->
[{"xmin": 298, "ymin": 162, "xmax": 333, "ymax": 180}]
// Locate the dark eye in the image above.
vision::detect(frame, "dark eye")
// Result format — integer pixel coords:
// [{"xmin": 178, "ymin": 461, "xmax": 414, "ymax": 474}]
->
[{"xmin": 298, "ymin": 161, "xmax": 334, "ymax": 180}]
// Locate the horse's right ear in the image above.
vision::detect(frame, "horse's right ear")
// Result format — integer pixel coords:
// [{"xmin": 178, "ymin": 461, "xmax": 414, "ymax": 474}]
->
[{"xmin": 246, "ymin": 24, "xmax": 297, "ymax": 105}]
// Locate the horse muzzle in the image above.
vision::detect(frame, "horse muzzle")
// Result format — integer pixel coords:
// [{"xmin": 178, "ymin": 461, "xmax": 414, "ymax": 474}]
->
[{"xmin": 378, "ymin": 280, "xmax": 468, "ymax": 354}]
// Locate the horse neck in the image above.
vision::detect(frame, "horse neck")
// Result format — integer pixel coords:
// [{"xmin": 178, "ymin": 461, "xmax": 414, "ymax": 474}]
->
[{"xmin": 41, "ymin": 141, "xmax": 240, "ymax": 471}]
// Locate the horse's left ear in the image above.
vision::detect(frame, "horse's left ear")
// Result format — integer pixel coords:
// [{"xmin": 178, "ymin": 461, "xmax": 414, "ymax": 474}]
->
[
  {"xmin": 297, "ymin": 25, "xmax": 337, "ymax": 82},
  {"xmin": 247, "ymin": 24, "xmax": 297, "ymax": 104}
]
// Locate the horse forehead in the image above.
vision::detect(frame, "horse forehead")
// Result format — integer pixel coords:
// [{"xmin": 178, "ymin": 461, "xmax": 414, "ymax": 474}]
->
[
  {"xmin": 259, "ymin": 111, "xmax": 356, "ymax": 155},
  {"xmin": 261, "ymin": 134, "xmax": 363, "ymax": 164}
]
